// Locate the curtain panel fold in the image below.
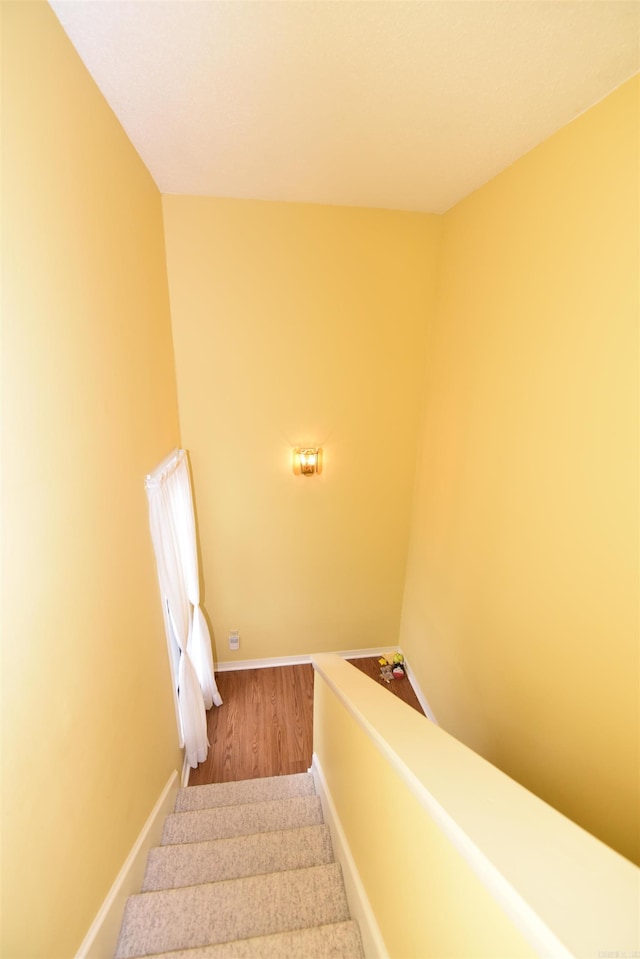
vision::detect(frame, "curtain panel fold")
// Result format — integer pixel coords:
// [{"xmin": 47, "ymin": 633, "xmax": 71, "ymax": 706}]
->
[{"xmin": 145, "ymin": 449, "xmax": 222, "ymax": 768}]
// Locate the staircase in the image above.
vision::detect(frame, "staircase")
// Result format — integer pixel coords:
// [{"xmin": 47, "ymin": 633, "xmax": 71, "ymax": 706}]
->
[{"xmin": 114, "ymin": 772, "xmax": 364, "ymax": 958}]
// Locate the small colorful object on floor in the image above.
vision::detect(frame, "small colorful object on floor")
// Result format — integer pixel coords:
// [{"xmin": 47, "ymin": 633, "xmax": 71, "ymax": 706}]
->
[
  {"xmin": 379, "ymin": 652, "xmax": 405, "ymax": 682},
  {"xmin": 378, "ymin": 656, "xmax": 393, "ymax": 682},
  {"xmin": 392, "ymin": 653, "xmax": 405, "ymax": 678}
]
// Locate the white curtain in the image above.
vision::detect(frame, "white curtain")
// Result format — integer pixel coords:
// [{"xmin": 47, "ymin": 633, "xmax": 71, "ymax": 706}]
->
[{"xmin": 145, "ymin": 449, "xmax": 222, "ymax": 768}]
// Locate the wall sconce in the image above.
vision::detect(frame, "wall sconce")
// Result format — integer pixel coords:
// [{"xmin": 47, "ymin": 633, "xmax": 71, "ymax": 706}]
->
[{"xmin": 293, "ymin": 447, "xmax": 323, "ymax": 476}]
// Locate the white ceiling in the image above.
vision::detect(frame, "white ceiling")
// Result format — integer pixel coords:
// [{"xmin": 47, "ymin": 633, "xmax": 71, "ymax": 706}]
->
[{"xmin": 50, "ymin": 1, "xmax": 639, "ymax": 214}]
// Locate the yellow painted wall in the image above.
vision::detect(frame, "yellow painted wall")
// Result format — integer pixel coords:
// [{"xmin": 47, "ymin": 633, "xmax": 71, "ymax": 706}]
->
[
  {"xmin": 400, "ymin": 76, "xmax": 640, "ymax": 864},
  {"xmin": 162, "ymin": 196, "xmax": 439, "ymax": 662},
  {"xmin": 1, "ymin": 4, "xmax": 183, "ymax": 955}
]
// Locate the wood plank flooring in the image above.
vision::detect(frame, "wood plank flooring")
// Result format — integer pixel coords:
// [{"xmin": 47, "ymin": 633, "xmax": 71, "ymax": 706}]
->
[
  {"xmin": 347, "ymin": 657, "xmax": 425, "ymax": 714},
  {"xmin": 189, "ymin": 665, "xmax": 314, "ymax": 787},
  {"xmin": 188, "ymin": 658, "xmax": 425, "ymax": 787}
]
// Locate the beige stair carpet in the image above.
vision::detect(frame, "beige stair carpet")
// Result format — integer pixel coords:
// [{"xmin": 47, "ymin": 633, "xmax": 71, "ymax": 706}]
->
[
  {"xmin": 121, "ymin": 923, "xmax": 364, "ymax": 959},
  {"xmin": 114, "ymin": 772, "xmax": 364, "ymax": 959}
]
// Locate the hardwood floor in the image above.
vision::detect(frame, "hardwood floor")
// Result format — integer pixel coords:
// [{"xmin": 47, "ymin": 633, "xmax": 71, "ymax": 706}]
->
[
  {"xmin": 347, "ymin": 657, "xmax": 425, "ymax": 714},
  {"xmin": 189, "ymin": 665, "xmax": 314, "ymax": 787},
  {"xmin": 188, "ymin": 658, "xmax": 425, "ymax": 787}
]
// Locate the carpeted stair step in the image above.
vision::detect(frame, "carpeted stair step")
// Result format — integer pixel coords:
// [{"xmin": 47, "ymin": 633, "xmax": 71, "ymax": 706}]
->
[
  {"xmin": 174, "ymin": 772, "xmax": 315, "ymax": 813},
  {"xmin": 161, "ymin": 795, "xmax": 323, "ymax": 845},
  {"xmin": 121, "ymin": 920, "xmax": 364, "ymax": 958},
  {"xmin": 143, "ymin": 824, "xmax": 334, "ymax": 891},
  {"xmin": 115, "ymin": 862, "xmax": 350, "ymax": 959}
]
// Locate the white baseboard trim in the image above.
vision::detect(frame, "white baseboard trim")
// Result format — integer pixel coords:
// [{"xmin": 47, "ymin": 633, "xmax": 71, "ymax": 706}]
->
[
  {"xmin": 215, "ymin": 647, "xmax": 395, "ymax": 673},
  {"xmin": 311, "ymin": 754, "xmax": 389, "ymax": 959},
  {"xmin": 335, "ymin": 647, "xmax": 395, "ymax": 661},
  {"xmin": 75, "ymin": 770, "xmax": 180, "ymax": 959},
  {"xmin": 181, "ymin": 752, "xmax": 191, "ymax": 787},
  {"xmin": 215, "ymin": 654, "xmax": 311, "ymax": 671},
  {"xmin": 400, "ymin": 652, "xmax": 439, "ymax": 725}
]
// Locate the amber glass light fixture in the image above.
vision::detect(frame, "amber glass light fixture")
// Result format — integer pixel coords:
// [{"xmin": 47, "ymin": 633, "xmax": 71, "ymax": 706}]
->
[{"xmin": 293, "ymin": 447, "xmax": 323, "ymax": 476}]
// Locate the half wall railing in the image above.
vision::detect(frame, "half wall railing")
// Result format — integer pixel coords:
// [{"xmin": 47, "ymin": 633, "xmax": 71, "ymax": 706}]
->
[{"xmin": 311, "ymin": 653, "xmax": 639, "ymax": 959}]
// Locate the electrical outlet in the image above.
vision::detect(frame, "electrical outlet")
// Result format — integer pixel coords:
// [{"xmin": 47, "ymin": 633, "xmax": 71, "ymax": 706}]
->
[{"xmin": 229, "ymin": 630, "xmax": 240, "ymax": 651}]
